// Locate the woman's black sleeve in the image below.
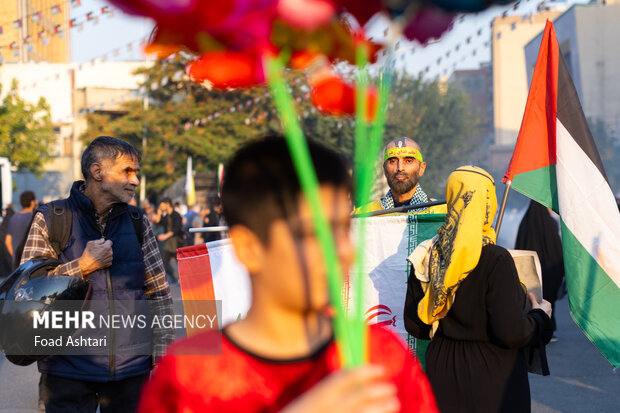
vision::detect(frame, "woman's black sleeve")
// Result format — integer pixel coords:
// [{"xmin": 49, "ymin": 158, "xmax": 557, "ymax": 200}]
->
[{"xmin": 403, "ymin": 266, "xmax": 432, "ymax": 339}]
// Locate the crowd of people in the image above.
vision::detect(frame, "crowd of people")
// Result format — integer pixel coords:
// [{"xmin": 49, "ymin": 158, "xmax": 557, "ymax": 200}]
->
[{"xmin": 0, "ymin": 134, "xmax": 562, "ymax": 413}]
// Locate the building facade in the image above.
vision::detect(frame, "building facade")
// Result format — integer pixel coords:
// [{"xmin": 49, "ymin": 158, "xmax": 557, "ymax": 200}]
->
[
  {"xmin": 524, "ymin": 1, "xmax": 620, "ymax": 137},
  {"xmin": 0, "ymin": 61, "xmax": 148, "ymax": 202},
  {"xmin": 0, "ymin": 0, "xmax": 70, "ymax": 64},
  {"xmin": 450, "ymin": 63, "xmax": 494, "ymax": 168},
  {"xmin": 489, "ymin": 7, "xmax": 565, "ymax": 173}
]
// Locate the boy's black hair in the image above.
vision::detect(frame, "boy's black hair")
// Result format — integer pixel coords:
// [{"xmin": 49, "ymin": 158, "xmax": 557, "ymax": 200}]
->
[
  {"xmin": 81, "ymin": 136, "xmax": 141, "ymax": 180},
  {"xmin": 221, "ymin": 135, "xmax": 351, "ymax": 244},
  {"xmin": 19, "ymin": 191, "xmax": 36, "ymax": 209}
]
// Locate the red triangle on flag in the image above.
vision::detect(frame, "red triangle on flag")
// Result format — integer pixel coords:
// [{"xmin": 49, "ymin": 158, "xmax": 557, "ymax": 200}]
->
[{"xmin": 503, "ymin": 20, "xmax": 559, "ymax": 183}]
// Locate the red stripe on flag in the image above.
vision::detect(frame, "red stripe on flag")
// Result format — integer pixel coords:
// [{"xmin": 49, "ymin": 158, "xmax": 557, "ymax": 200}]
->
[
  {"xmin": 177, "ymin": 243, "xmax": 217, "ymax": 336},
  {"xmin": 503, "ymin": 20, "xmax": 559, "ymax": 182}
]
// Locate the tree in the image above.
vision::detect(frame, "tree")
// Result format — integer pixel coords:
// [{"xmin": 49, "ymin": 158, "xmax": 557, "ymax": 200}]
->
[
  {"xmin": 383, "ymin": 76, "xmax": 480, "ymax": 199},
  {"xmin": 82, "ymin": 54, "xmax": 356, "ymax": 197},
  {"xmin": 0, "ymin": 79, "xmax": 54, "ymax": 175},
  {"xmin": 82, "ymin": 54, "xmax": 479, "ymax": 201}
]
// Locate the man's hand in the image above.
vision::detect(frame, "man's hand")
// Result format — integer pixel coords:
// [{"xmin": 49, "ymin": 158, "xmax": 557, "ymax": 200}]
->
[
  {"xmin": 280, "ymin": 365, "xmax": 400, "ymax": 413},
  {"xmin": 78, "ymin": 238, "xmax": 113, "ymax": 276},
  {"xmin": 529, "ymin": 293, "xmax": 553, "ymax": 318}
]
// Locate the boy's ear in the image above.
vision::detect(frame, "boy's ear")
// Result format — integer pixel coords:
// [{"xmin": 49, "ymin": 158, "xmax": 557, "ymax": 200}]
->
[{"xmin": 229, "ymin": 225, "xmax": 265, "ymax": 275}]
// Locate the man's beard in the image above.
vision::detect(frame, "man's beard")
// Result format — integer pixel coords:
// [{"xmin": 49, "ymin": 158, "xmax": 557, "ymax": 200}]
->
[{"xmin": 387, "ymin": 172, "xmax": 418, "ymax": 196}]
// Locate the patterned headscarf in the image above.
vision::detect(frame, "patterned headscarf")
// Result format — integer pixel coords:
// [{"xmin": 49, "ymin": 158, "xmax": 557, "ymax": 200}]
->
[{"xmin": 409, "ymin": 166, "xmax": 497, "ymax": 327}]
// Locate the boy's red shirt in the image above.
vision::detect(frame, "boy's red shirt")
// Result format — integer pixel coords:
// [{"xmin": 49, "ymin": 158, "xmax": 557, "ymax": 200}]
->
[{"xmin": 138, "ymin": 324, "xmax": 438, "ymax": 413}]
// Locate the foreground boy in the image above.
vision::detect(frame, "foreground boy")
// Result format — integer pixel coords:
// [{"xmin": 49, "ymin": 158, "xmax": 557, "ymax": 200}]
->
[{"xmin": 139, "ymin": 136, "xmax": 438, "ymax": 413}]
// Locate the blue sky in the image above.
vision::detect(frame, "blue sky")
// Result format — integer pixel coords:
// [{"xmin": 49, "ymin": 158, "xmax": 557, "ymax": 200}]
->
[{"xmin": 71, "ymin": 0, "xmax": 152, "ymax": 62}]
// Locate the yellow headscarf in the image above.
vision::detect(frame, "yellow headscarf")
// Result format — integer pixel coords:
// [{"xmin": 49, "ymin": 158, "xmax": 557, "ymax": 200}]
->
[{"xmin": 410, "ymin": 166, "xmax": 497, "ymax": 326}]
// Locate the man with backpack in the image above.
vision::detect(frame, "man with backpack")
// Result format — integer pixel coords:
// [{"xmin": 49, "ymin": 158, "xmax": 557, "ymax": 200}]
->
[{"xmin": 20, "ymin": 136, "xmax": 174, "ymax": 413}]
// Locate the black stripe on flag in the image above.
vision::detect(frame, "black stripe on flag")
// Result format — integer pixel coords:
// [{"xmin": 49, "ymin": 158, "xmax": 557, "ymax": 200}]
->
[{"xmin": 556, "ymin": 54, "xmax": 608, "ymax": 183}]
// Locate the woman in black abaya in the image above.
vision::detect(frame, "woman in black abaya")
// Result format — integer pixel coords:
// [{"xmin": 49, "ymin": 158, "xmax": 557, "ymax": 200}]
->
[
  {"xmin": 515, "ymin": 201, "xmax": 565, "ymax": 332},
  {"xmin": 404, "ymin": 166, "xmax": 553, "ymax": 413}
]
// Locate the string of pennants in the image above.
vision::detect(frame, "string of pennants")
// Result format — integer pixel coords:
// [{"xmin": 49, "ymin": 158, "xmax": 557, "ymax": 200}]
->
[
  {"xmin": 11, "ymin": 35, "xmax": 151, "ymax": 92},
  {"xmin": 378, "ymin": 0, "xmax": 560, "ymax": 79},
  {"xmin": 4, "ymin": 0, "xmax": 558, "ymax": 86},
  {"xmin": 9, "ymin": 0, "xmax": 562, "ymax": 115},
  {"xmin": 49, "ymin": 68, "xmax": 418, "ymax": 128},
  {"xmin": 0, "ymin": 2, "xmax": 118, "ymax": 56}
]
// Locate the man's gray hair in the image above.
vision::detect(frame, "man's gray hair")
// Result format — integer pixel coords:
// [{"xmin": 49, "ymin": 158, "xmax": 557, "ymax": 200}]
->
[{"xmin": 81, "ymin": 136, "xmax": 141, "ymax": 180}]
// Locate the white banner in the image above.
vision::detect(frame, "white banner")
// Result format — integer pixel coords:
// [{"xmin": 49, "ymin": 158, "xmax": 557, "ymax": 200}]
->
[{"xmin": 199, "ymin": 215, "xmax": 444, "ymax": 355}]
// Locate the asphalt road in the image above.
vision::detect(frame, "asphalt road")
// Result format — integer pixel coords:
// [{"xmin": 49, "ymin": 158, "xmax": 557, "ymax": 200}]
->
[
  {"xmin": 530, "ymin": 296, "xmax": 620, "ymax": 412},
  {"xmin": 1, "ymin": 287, "xmax": 618, "ymax": 412}
]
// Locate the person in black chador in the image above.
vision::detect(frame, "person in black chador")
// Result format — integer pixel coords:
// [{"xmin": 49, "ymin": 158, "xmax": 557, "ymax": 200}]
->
[{"xmin": 515, "ymin": 200, "xmax": 565, "ymax": 332}]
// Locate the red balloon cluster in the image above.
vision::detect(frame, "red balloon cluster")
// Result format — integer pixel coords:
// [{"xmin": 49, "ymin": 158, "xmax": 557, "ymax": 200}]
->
[{"xmin": 107, "ymin": 0, "xmax": 458, "ymax": 119}]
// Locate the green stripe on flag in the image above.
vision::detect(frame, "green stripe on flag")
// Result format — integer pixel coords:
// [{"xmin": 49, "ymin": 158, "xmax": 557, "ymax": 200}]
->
[
  {"xmin": 561, "ymin": 220, "xmax": 620, "ymax": 368},
  {"xmin": 405, "ymin": 214, "xmax": 445, "ymax": 369},
  {"xmin": 512, "ymin": 165, "xmax": 559, "ymax": 212}
]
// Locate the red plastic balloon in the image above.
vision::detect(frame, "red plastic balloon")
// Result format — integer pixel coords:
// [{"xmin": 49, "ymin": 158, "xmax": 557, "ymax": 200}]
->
[
  {"xmin": 310, "ymin": 76, "xmax": 377, "ymax": 120},
  {"xmin": 188, "ymin": 51, "xmax": 264, "ymax": 88}
]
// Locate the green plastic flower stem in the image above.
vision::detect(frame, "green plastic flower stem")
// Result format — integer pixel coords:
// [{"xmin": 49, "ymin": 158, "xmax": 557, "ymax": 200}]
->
[
  {"xmin": 265, "ymin": 56, "xmax": 355, "ymax": 367},
  {"xmin": 352, "ymin": 46, "xmax": 370, "ymax": 367},
  {"xmin": 352, "ymin": 47, "xmax": 393, "ymax": 366}
]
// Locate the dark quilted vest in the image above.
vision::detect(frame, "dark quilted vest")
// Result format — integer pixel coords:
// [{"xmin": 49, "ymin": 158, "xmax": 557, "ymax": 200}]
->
[{"xmin": 37, "ymin": 181, "xmax": 151, "ymax": 382}]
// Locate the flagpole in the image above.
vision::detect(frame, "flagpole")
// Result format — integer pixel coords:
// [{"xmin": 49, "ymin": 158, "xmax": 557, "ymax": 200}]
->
[{"xmin": 495, "ymin": 179, "xmax": 512, "ymax": 236}]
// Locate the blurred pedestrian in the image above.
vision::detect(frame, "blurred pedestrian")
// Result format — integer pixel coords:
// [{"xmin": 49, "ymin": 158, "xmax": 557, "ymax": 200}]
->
[
  {"xmin": 201, "ymin": 198, "xmax": 222, "ymax": 243},
  {"xmin": 155, "ymin": 198, "xmax": 183, "ymax": 283},
  {"xmin": 0, "ymin": 205, "xmax": 15, "ymax": 277},
  {"xmin": 5, "ymin": 190, "xmax": 37, "ymax": 269},
  {"xmin": 184, "ymin": 205, "xmax": 202, "ymax": 245},
  {"xmin": 515, "ymin": 200, "xmax": 565, "ymax": 333}
]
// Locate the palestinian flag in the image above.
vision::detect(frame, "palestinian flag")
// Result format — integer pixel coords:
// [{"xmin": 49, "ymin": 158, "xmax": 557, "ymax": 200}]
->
[{"xmin": 504, "ymin": 21, "xmax": 620, "ymax": 367}]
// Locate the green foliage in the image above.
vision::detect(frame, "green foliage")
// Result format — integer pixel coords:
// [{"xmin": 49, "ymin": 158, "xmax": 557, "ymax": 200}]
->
[
  {"xmin": 384, "ymin": 76, "xmax": 480, "ymax": 199},
  {"xmin": 82, "ymin": 54, "xmax": 479, "ymax": 200},
  {"xmin": 82, "ymin": 54, "xmax": 356, "ymax": 197},
  {"xmin": 0, "ymin": 79, "xmax": 54, "ymax": 176}
]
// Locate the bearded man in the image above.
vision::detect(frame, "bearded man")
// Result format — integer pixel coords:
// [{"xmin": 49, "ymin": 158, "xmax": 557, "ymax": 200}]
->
[{"xmin": 355, "ymin": 137, "xmax": 446, "ymax": 215}]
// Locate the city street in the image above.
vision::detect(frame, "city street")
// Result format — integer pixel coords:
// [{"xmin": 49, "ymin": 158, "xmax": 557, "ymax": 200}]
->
[
  {"xmin": 1, "ymin": 287, "xmax": 619, "ymax": 412},
  {"xmin": 530, "ymin": 296, "xmax": 620, "ymax": 412}
]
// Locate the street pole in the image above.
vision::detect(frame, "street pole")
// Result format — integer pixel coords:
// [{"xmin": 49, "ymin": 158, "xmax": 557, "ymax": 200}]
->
[
  {"xmin": 495, "ymin": 180, "xmax": 512, "ymax": 236},
  {"xmin": 140, "ymin": 94, "xmax": 148, "ymax": 204}
]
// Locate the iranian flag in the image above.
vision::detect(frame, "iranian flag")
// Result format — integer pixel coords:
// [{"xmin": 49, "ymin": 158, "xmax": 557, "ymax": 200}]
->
[{"xmin": 504, "ymin": 21, "xmax": 620, "ymax": 367}]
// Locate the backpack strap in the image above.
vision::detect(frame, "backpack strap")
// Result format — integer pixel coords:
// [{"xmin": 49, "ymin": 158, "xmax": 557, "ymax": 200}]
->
[
  {"xmin": 13, "ymin": 199, "xmax": 71, "ymax": 268},
  {"xmin": 48, "ymin": 199, "xmax": 72, "ymax": 257},
  {"xmin": 127, "ymin": 205, "xmax": 144, "ymax": 246},
  {"xmin": 15, "ymin": 201, "xmax": 144, "ymax": 267}
]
